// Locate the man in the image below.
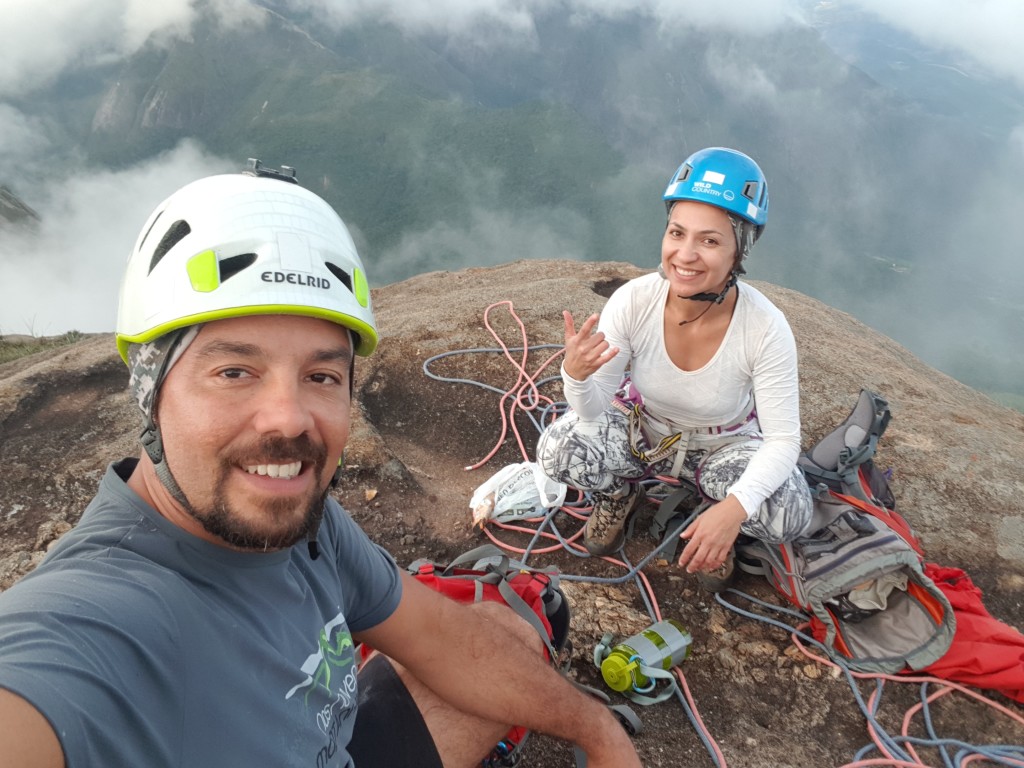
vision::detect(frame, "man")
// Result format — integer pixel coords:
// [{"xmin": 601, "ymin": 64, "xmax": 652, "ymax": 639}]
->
[{"xmin": 0, "ymin": 162, "xmax": 641, "ymax": 767}]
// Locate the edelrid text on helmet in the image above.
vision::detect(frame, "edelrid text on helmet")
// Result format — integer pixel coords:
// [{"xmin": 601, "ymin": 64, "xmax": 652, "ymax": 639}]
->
[
  {"xmin": 662, "ymin": 147, "xmax": 768, "ymax": 231},
  {"xmin": 115, "ymin": 162, "xmax": 378, "ymax": 362}
]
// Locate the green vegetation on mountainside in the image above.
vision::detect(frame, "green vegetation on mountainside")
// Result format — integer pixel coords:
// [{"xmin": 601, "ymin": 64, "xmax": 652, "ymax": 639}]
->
[
  {"xmin": 13, "ymin": 6, "xmax": 1024, "ymax": 402},
  {"xmin": 0, "ymin": 332, "xmax": 86, "ymax": 365},
  {"xmin": 78, "ymin": 13, "xmax": 625, "ymax": 279}
]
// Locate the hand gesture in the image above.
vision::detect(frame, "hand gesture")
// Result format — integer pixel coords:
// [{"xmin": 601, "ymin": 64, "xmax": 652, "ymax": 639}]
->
[{"xmin": 562, "ymin": 311, "xmax": 619, "ymax": 381}]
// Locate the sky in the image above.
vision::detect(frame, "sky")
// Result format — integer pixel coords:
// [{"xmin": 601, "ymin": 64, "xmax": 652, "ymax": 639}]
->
[{"xmin": 1, "ymin": 0, "xmax": 1023, "ymax": 338}]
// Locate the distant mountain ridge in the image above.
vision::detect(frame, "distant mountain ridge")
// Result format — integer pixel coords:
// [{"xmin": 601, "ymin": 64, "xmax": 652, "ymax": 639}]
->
[
  {"xmin": 0, "ymin": 187, "xmax": 38, "ymax": 230},
  {"xmin": 6, "ymin": 3, "xmax": 1023, "ymax": 400},
  {"xmin": 61, "ymin": 5, "xmax": 983, "ymax": 281},
  {"xmin": 805, "ymin": 0, "xmax": 1024, "ymax": 138}
]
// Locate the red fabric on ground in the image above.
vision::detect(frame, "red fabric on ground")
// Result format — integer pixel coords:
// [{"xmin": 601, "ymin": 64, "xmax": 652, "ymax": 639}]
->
[{"xmin": 918, "ymin": 563, "xmax": 1024, "ymax": 703}]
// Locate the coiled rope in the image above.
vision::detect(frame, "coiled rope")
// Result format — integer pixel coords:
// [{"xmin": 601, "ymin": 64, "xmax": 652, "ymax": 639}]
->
[{"xmin": 422, "ymin": 300, "xmax": 1023, "ymax": 768}]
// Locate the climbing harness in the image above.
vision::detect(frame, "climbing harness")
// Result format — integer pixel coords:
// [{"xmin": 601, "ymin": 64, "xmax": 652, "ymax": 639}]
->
[{"xmin": 424, "ymin": 300, "xmax": 1022, "ymax": 768}]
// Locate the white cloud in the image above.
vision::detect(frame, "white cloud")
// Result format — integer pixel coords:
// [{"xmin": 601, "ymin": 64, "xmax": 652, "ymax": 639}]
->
[
  {"xmin": 0, "ymin": 0, "xmax": 266, "ymax": 98},
  {"xmin": 706, "ymin": 53, "xmax": 779, "ymax": 103},
  {"xmin": 0, "ymin": 141, "xmax": 234, "ymax": 335},
  {"xmin": 846, "ymin": 0, "xmax": 1024, "ymax": 86},
  {"xmin": 1011, "ymin": 124, "xmax": 1024, "ymax": 159},
  {"xmin": 0, "ymin": 0, "xmax": 191, "ymax": 97},
  {"xmin": 380, "ymin": 205, "xmax": 590, "ymax": 281},
  {"xmin": 0, "ymin": 106, "xmax": 53, "ymax": 175},
  {"xmin": 283, "ymin": 0, "xmax": 802, "ymax": 43},
  {"xmin": 646, "ymin": 0, "xmax": 804, "ymax": 35},
  {"xmin": 5, "ymin": 0, "xmax": 1021, "ymax": 100}
]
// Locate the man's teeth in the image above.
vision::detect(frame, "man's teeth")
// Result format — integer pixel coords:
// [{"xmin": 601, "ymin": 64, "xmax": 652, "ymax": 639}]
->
[{"xmin": 245, "ymin": 462, "xmax": 302, "ymax": 479}]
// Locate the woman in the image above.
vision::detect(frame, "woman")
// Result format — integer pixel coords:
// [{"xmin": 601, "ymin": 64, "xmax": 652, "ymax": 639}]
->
[{"xmin": 536, "ymin": 147, "xmax": 813, "ymax": 590}]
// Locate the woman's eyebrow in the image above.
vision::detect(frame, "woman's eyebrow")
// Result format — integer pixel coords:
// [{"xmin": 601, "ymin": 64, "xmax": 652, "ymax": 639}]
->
[{"xmin": 668, "ymin": 221, "xmax": 727, "ymax": 236}]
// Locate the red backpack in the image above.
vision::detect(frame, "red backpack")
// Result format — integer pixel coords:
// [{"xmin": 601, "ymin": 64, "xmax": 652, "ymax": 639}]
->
[
  {"xmin": 357, "ymin": 546, "xmax": 571, "ymax": 766},
  {"xmin": 406, "ymin": 546, "xmax": 570, "ymax": 665}
]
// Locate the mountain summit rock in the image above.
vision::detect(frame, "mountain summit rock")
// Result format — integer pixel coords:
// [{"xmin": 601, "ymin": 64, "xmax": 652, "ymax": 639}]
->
[{"xmin": 1, "ymin": 260, "xmax": 1020, "ymax": 766}]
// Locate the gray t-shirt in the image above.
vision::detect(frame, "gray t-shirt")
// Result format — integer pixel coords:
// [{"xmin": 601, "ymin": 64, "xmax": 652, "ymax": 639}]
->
[{"xmin": 0, "ymin": 459, "xmax": 402, "ymax": 767}]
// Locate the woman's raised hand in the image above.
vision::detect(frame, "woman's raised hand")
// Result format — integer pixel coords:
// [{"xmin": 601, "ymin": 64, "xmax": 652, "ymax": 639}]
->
[{"xmin": 562, "ymin": 310, "xmax": 619, "ymax": 381}]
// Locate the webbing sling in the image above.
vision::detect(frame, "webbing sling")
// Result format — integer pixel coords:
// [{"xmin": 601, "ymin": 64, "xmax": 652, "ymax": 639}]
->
[{"xmin": 648, "ymin": 483, "xmax": 709, "ymax": 562}]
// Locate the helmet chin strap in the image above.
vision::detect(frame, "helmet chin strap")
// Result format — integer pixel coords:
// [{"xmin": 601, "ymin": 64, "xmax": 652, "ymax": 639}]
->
[
  {"xmin": 679, "ymin": 271, "xmax": 739, "ymax": 304},
  {"xmin": 140, "ymin": 420, "xmax": 192, "ymax": 510}
]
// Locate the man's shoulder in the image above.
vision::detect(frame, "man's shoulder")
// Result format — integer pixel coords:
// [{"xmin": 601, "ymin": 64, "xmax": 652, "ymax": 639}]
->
[
  {"xmin": 318, "ymin": 497, "xmax": 394, "ymax": 566},
  {"xmin": 9, "ymin": 461, "xmax": 191, "ymax": 612},
  {"xmin": 41, "ymin": 463, "xmax": 155, "ymax": 561}
]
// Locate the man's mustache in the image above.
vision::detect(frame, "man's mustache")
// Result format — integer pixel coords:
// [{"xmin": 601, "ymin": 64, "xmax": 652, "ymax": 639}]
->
[{"xmin": 226, "ymin": 434, "xmax": 327, "ymax": 467}]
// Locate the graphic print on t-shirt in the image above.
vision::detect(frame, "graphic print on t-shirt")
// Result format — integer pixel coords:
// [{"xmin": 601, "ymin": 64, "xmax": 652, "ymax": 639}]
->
[{"xmin": 285, "ymin": 611, "xmax": 359, "ymax": 759}]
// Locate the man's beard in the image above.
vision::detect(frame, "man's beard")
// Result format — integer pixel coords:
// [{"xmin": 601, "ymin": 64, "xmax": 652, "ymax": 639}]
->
[{"xmin": 182, "ymin": 434, "xmax": 329, "ymax": 551}]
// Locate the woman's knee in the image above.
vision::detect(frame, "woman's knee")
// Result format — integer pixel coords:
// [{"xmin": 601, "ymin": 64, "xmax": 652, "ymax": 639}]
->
[
  {"xmin": 743, "ymin": 476, "xmax": 814, "ymax": 544},
  {"xmin": 536, "ymin": 410, "xmax": 636, "ymax": 490},
  {"xmin": 536, "ymin": 411, "xmax": 579, "ymax": 478}
]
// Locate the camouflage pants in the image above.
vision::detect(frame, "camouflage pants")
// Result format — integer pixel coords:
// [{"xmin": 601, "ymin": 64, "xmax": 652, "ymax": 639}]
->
[{"xmin": 536, "ymin": 407, "xmax": 814, "ymax": 544}]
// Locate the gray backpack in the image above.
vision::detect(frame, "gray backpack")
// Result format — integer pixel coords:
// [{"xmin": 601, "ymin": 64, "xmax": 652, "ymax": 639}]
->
[
  {"xmin": 798, "ymin": 389, "xmax": 897, "ymax": 510},
  {"xmin": 735, "ymin": 391, "xmax": 956, "ymax": 674}
]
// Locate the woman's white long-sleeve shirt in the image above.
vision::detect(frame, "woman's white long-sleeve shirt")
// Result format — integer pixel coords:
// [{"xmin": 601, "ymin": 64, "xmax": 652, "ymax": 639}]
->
[{"xmin": 562, "ymin": 273, "xmax": 802, "ymax": 517}]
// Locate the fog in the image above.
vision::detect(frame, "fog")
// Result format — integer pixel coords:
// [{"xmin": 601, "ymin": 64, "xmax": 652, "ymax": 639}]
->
[
  {"xmin": 848, "ymin": 0, "xmax": 1024, "ymax": 87},
  {"xmin": 4, "ymin": 1, "xmax": 1021, "ymax": 95},
  {"xmin": 0, "ymin": 143, "xmax": 233, "ymax": 335},
  {"xmin": 0, "ymin": 0, "xmax": 1021, "ymax": 399}
]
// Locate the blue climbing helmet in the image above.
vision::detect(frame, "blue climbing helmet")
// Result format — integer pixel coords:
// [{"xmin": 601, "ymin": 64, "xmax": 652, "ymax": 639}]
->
[{"xmin": 662, "ymin": 147, "xmax": 768, "ymax": 234}]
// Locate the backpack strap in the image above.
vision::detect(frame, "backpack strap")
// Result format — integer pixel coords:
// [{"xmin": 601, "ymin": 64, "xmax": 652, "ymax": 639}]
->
[
  {"xmin": 411, "ymin": 546, "xmax": 640, "ymax": 768},
  {"xmin": 798, "ymin": 389, "xmax": 891, "ymax": 499},
  {"xmin": 649, "ymin": 483, "xmax": 708, "ymax": 562}
]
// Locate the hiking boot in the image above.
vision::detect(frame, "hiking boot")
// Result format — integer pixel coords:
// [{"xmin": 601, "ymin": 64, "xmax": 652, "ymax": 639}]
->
[
  {"xmin": 695, "ymin": 547, "xmax": 735, "ymax": 593},
  {"xmin": 584, "ymin": 485, "xmax": 645, "ymax": 556}
]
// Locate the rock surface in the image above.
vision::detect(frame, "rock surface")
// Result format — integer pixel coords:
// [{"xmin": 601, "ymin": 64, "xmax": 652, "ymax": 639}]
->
[{"xmin": 2, "ymin": 259, "xmax": 1022, "ymax": 766}]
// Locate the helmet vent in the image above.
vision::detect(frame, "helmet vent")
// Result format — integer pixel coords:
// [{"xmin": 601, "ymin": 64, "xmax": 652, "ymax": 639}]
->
[
  {"xmin": 742, "ymin": 181, "xmax": 759, "ymax": 201},
  {"xmin": 219, "ymin": 253, "xmax": 257, "ymax": 282},
  {"xmin": 325, "ymin": 262, "xmax": 353, "ymax": 292},
  {"xmin": 676, "ymin": 165, "xmax": 693, "ymax": 183},
  {"xmin": 149, "ymin": 220, "xmax": 192, "ymax": 274}
]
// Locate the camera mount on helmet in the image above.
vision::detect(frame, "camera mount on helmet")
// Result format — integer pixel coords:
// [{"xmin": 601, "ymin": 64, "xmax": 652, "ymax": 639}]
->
[{"xmin": 244, "ymin": 158, "xmax": 298, "ymax": 184}]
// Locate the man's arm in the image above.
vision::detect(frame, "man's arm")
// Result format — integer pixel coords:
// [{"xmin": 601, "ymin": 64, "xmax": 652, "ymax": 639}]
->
[
  {"xmin": 355, "ymin": 572, "xmax": 641, "ymax": 768},
  {"xmin": 0, "ymin": 689, "xmax": 65, "ymax": 768}
]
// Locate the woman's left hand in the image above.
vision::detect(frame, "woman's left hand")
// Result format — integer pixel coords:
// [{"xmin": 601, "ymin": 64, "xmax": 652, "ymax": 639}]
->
[{"xmin": 677, "ymin": 496, "xmax": 747, "ymax": 573}]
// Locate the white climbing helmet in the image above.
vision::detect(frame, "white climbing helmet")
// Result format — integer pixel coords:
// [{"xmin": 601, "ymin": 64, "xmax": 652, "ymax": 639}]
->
[{"xmin": 115, "ymin": 160, "xmax": 377, "ymax": 363}]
